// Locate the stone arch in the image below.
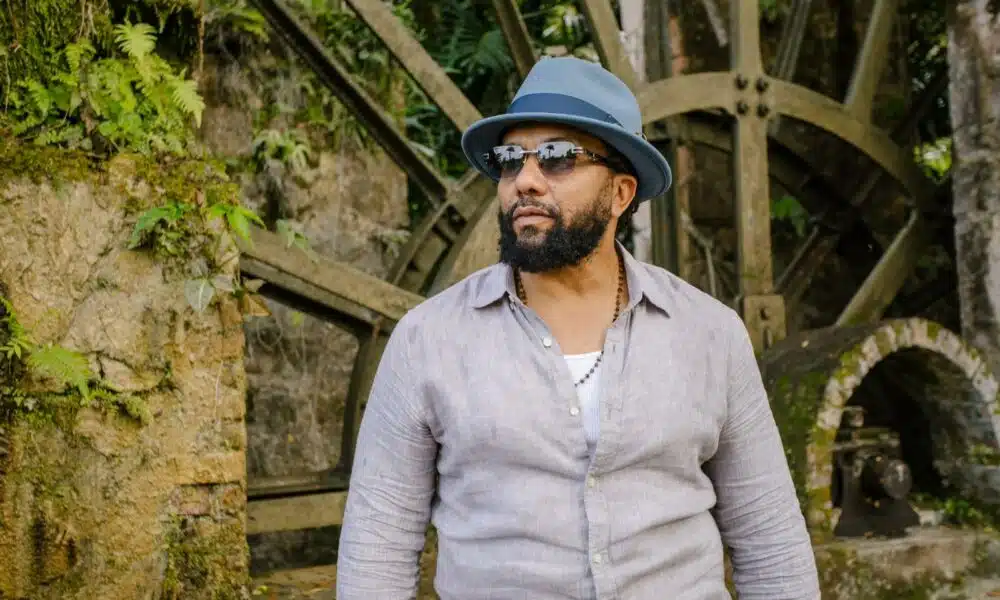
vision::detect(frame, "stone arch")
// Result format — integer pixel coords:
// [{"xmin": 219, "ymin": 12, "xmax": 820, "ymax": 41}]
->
[{"xmin": 759, "ymin": 318, "xmax": 1000, "ymax": 538}]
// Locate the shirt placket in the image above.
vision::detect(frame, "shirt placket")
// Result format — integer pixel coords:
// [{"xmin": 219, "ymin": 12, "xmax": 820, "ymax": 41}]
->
[
  {"xmin": 509, "ymin": 294, "xmax": 626, "ymax": 600},
  {"xmin": 585, "ymin": 312, "xmax": 627, "ymax": 600}
]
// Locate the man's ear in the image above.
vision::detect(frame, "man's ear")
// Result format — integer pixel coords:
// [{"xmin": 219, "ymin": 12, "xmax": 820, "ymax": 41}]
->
[{"xmin": 612, "ymin": 174, "xmax": 638, "ymax": 219}]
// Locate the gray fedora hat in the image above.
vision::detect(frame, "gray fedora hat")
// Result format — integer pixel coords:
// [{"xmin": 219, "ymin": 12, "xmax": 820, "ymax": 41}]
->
[{"xmin": 460, "ymin": 56, "xmax": 672, "ymax": 201}]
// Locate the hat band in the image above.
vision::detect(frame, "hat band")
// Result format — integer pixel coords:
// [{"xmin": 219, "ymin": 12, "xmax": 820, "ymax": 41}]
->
[{"xmin": 507, "ymin": 93, "xmax": 624, "ymax": 129}]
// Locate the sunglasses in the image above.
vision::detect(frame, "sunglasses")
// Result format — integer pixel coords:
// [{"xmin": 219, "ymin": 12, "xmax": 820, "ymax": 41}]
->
[{"xmin": 483, "ymin": 140, "xmax": 617, "ymax": 179}]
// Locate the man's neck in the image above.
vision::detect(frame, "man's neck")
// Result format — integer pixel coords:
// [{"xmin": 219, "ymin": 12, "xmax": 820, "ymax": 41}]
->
[{"xmin": 517, "ymin": 238, "xmax": 621, "ymax": 304}]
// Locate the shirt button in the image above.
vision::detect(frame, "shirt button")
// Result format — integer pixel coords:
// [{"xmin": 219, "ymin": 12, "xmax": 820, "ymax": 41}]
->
[
  {"xmin": 587, "ymin": 476, "xmax": 596, "ymax": 488},
  {"xmin": 542, "ymin": 336, "xmax": 553, "ymax": 347},
  {"xmin": 569, "ymin": 406, "xmax": 580, "ymax": 416},
  {"xmin": 593, "ymin": 553, "xmax": 604, "ymax": 565}
]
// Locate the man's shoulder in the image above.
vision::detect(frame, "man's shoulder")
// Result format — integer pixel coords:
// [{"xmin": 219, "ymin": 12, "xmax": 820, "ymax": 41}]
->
[
  {"xmin": 634, "ymin": 259, "xmax": 741, "ymax": 327},
  {"xmin": 394, "ymin": 263, "xmax": 502, "ymax": 332}
]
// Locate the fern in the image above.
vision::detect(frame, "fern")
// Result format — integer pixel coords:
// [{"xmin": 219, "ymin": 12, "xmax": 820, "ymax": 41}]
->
[
  {"xmin": 2, "ymin": 21, "xmax": 205, "ymax": 157},
  {"xmin": 26, "ymin": 344, "xmax": 94, "ymax": 402},
  {"xmin": 114, "ymin": 22, "xmax": 158, "ymax": 60}
]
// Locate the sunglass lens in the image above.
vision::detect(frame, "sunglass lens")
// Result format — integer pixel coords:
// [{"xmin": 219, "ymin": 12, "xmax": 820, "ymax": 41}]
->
[
  {"xmin": 492, "ymin": 145, "xmax": 525, "ymax": 177},
  {"xmin": 537, "ymin": 141, "xmax": 577, "ymax": 175}
]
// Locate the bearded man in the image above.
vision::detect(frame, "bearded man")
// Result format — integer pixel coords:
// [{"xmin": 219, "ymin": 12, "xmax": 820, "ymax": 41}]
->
[{"xmin": 336, "ymin": 56, "xmax": 820, "ymax": 600}]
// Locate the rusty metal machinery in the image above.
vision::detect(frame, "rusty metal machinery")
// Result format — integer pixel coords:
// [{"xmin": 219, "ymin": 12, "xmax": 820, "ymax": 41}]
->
[
  {"xmin": 230, "ymin": 0, "xmax": 963, "ymax": 551},
  {"xmin": 831, "ymin": 406, "xmax": 921, "ymax": 538}
]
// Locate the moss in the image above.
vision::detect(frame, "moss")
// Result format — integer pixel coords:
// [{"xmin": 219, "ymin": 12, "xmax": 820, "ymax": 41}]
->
[
  {"xmin": 0, "ymin": 144, "xmax": 99, "ymax": 189},
  {"xmin": 873, "ymin": 328, "xmax": 895, "ymax": 357},
  {"xmin": 0, "ymin": 0, "xmax": 112, "ymax": 90},
  {"xmin": 815, "ymin": 546, "xmax": 961, "ymax": 599},
  {"xmin": 162, "ymin": 516, "xmax": 250, "ymax": 600},
  {"xmin": 769, "ymin": 370, "xmax": 830, "ymax": 521},
  {"xmin": 925, "ymin": 320, "xmax": 943, "ymax": 342}
]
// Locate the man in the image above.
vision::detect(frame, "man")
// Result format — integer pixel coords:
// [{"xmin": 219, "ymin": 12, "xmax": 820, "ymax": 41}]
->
[{"xmin": 337, "ymin": 56, "xmax": 820, "ymax": 599}]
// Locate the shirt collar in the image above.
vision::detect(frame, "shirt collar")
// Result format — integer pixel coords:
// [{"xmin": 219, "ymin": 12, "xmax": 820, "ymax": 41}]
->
[{"xmin": 470, "ymin": 240, "xmax": 674, "ymax": 317}]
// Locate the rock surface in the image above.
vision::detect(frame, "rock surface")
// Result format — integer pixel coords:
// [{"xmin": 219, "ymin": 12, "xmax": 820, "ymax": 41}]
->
[{"xmin": 0, "ymin": 157, "xmax": 250, "ymax": 599}]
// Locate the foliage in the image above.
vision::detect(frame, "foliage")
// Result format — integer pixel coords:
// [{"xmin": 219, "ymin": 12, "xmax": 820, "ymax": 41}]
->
[
  {"xmin": 0, "ymin": 296, "xmax": 150, "ymax": 424},
  {"xmin": 250, "ymin": 127, "xmax": 312, "ymax": 174},
  {"xmin": 914, "ymin": 137, "xmax": 952, "ymax": 183},
  {"xmin": 901, "ymin": 0, "xmax": 951, "ymax": 144},
  {"xmin": 1, "ymin": 21, "xmax": 205, "ymax": 156},
  {"xmin": 125, "ymin": 160, "xmax": 271, "ymax": 316}
]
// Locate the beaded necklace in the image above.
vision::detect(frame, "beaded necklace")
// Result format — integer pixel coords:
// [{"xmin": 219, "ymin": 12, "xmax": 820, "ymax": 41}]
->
[{"xmin": 514, "ymin": 254, "xmax": 625, "ymax": 387}]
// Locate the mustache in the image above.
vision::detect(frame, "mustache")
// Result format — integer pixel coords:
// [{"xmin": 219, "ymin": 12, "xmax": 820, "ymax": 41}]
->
[{"xmin": 504, "ymin": 198, "xmax": 558, "ymax": 218}]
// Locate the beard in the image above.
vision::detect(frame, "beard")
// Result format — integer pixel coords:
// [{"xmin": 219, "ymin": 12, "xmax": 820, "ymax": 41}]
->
[{"xmin": 497, "ymin": 189, "xmax": 613, "ymax": 273}]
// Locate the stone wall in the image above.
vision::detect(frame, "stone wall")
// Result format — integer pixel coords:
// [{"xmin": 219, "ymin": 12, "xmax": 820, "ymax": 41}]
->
[{"xmin": 0, "ymin": 152, "xmax": 249, "ymax": 599}]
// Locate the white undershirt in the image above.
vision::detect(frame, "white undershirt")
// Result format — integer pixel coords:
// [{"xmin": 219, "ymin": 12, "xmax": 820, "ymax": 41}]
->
[{"xmin": 563, "ymin": 351, "xmax": 603, "ymax": 454}]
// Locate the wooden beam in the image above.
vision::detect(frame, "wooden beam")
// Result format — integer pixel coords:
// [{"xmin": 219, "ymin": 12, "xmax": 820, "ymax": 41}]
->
[
  {"xmin": 237, "ymin": 227, "xmax": 424, "ymax": 325},
  {"xmin": 343, "ymin": 0, "xmax": 482, "ymax": 131},
  {"xmin": 246, "ymin": 0, "xmax": 449, "ymax": 202},
  {"xmin": 728, "ymin": 0, "xmax": 785, "ymax": 351},
  {"xmin": 835, "ymin": 209, "xmax": 933, "ymax": 326},
  {"xmin": 491, "ymin": 0, "xmax": 536, "ymax": 81},
  {"xmin": 730, "ymin": 0, "xmax": 763, "ymax": 74},
  {"xmin": 579, "ymin": 0, "xmax": 640, "ymax": 91},
  {"xmin": 247, "ymin": 491, "xmax": 347, "ymax": 535},
  {"xmin": 844, "ymin": 0, "xmax": 898, "ymax": 121}
]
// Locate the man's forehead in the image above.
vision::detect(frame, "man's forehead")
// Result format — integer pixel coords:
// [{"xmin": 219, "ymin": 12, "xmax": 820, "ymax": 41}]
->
[{"xmin": 500, "ymin": 123, "xmax": 599, "ymax": 147}]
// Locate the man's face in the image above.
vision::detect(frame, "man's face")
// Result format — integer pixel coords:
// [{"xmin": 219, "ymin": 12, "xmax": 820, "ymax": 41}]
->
[{"xmin": 494, "ymin": 123, "xmax": 635, "ymax": 273}]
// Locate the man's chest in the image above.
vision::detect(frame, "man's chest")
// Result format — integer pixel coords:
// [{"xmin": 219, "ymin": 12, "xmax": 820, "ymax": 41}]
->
[{"xmin": 425, "ymin": 320, "xmax": 730, "ymax": 477}]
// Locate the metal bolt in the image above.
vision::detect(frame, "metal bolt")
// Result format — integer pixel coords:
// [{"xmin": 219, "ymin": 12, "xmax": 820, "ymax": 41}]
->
[
  {"xmin": 757, "ymin": 103, "xmax": 770, "ymax": 117},
  {"xmin": 756, "ymin": 77, "xmax": 769, "ymax": 92},
  {"xmin": 736, "ymin": 100, "xmax": 749, "ymax": 115},
  {"xmin": 735, "ymin": 74, "xmax": 749, "ymax": 89}
]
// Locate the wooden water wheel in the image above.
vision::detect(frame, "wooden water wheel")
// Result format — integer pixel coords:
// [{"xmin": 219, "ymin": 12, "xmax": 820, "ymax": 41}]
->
[{"xmin": 230, "ymin": 0, "xmax": 979, "ymax": 575}]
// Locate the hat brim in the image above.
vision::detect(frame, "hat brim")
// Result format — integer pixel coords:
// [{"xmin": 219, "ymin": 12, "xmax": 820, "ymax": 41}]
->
[{"xmin": 460, "ymin": 111, "xmax": 673, "ymax": 201}]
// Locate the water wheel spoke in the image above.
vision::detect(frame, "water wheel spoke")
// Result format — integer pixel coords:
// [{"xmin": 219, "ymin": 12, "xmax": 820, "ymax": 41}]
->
[
  {"xmin": 579, "ymin": 0, "xmax": 640, "ymax": 91},
  {"xmin": 835, "ymin": 209, "xmax": 933, "ymax": 326},
  {"xmin": 767, "ymin": 0, "xmax": 812, "ymax": 136},
  {"xmin": 732, "ymin": 116, "xmax": 773, "ymax": 295},
  {"xmin": 769, "ymin": 0, "xmax": 812, "ymax": 80},
  {"xmin": 844, "ymin": 0, "xmax": 898, "ymax": 122},
  {"xmin": 836, "ymin": 177, "xmax": 952, "ymax": 326},
  {"xmin": 491, "ymin": 0, "xmax": 536, "ymax": 81},
  {"xmin": 778, "ymin": 63, "xmax": 950, "ymax": 308},
  {"xmin": 730, "ymin": 0, "xmax": 763, "ymax": 75},
  {"xmin": 343, "ymin": 0, "xmax": 482, "ymax": 131}
]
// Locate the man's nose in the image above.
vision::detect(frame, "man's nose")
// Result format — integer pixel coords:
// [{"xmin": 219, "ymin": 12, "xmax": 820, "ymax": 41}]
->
[{"xmin": 513, "ymin": 155, "xmax": 547, "ymax": 195}]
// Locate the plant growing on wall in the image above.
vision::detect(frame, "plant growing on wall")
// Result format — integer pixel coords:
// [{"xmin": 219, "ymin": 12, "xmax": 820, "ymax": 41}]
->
[
  {"xmin": 0, "ymin": 296, "xmax": 150, "ymax": 424},
  {"xmin": 2, "ymin": 21, "xmax": 205, "ymax": 156}
]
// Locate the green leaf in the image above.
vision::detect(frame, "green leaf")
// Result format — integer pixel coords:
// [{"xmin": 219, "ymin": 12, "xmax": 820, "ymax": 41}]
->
[
  {"xmin": 184, "ymin": 278, "xmax": 216, "ymax": 313},
  {"xmin": 26, "ymin": 345, "xmax": 93, "ymax": 400},
  {"xmin": 169, "ymin": 78, "xmax": 206, "ymax": 128},
  {"xmin": 226, "ymin": 206, "xmax": 264, "ymax": 243},
  {"xmin": 114, "ymin": 22, "xmax": 158, "ymax": 60},
  {"xmin": 128, "ymin": 205, "xmax": 176, "ymax": 249}
]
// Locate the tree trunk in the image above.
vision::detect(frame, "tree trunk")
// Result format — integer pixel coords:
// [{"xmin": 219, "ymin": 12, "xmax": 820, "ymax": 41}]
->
[{"xmin": 948, "ymin": 0, "xmax": 1000, "ymax": 377}]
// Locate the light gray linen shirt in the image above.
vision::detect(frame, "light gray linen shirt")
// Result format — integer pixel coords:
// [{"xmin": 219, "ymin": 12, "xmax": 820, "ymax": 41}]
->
[{"xmin": 337, "ymin": 244, "xmax": 820, "ymax": 599}]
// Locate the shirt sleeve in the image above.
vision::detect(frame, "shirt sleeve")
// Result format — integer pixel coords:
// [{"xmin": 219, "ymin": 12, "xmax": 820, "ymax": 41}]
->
[
  {"xmin": 704, "ymin": 311, "xmax": 821, "ymax": 600},
  {"xmin": 336, "ymin": 320, "xmax": 438, "ymax": 599}
]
